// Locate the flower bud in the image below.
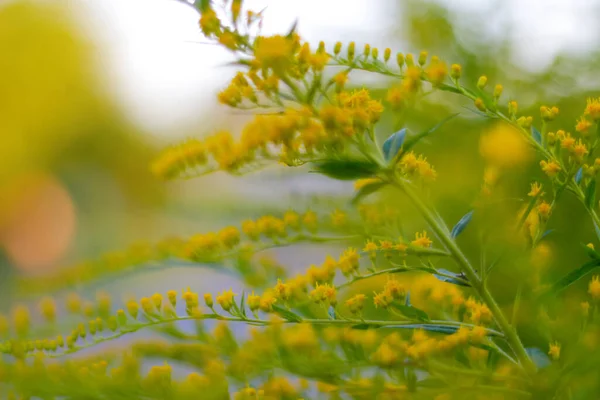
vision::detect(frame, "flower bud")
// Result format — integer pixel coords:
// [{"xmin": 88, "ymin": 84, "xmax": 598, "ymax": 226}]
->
[{"xmin": 477, "ymin": 75, "xmax": 487, "ymax": 90}]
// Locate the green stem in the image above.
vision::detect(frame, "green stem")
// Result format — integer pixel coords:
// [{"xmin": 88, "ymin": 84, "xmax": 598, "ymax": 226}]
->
[
  {"xmin": 27, "ymin": 314, "xmax": 502, "ymax": 359},
  {"xmin": 389, "ymin": 178, "xmax": 537, "ymax": 375}
]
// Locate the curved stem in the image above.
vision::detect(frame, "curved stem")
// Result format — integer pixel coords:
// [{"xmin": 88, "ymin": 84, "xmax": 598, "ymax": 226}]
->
[
  {"xmin": 32, "ymin": 314, "xmax": 502, "ymax": 358},
  {"xmin": 389, "ymin": 178, "xmax": 537, "ymax": 375}
]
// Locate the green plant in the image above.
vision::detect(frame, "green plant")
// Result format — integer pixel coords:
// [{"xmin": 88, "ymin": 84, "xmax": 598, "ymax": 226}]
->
[{"xmin": 2, "ymin": 1, "xmax": 600, "ymax": 399}]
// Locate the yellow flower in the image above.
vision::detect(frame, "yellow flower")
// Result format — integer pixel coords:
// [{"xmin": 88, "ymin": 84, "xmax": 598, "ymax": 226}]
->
[
  {"xmin": 345, "ymin": 294, "xmax": 367, "ymax": 314},
  {"xmin": 548, "ymin": 341, "xmax": 561, "ymax": 361},
  {"xmin": 540, "ymin": 160, "xmax": 561, "ymax": 178},
  {"xmin": 537, "ymin": 201, "xmax": 552, "ymax": 220},
  {"xmin": 373, "ymin": 291, "xmax": 392, "ymax": 309},
  {"xmin": 339, "ymin": 248, "xmax": 360, "ymax": 276},
  {"xmin": 572, "ymin": 140, "xmax": 589, "ymax": 160},
  {"xmin": 254, "ymin": 35, "xmax": 297, "ymax": 71},
  {"xmin": 584, "ymin": 97, "xmax": 600, "ymax": 121},
  {"xmin": 528, "ymin": 182, "xmax": 543, "ymax": 197},
  {"xmin": 411, "ymin": 231, "xmax": 432, "ymax": 248},
  {"xmin": 425, "ymin": 60, "xmax": 447, "ymax": 87},
  {"xmin": 363, "ymin": 240, "xmax": 378, "ymax": 257},
  {"xmin": 560, "ymin": 132, "xmax": 576, "ymax": 150},
  {"xmin": 589, "ymin": 275, "xmax": 600, "ymax": 300},
  {"xmin": 216, "ymin": 289, "xmax": 237, "ymax": 312},
  {"xmin": 576, "ymin": 116, "xmax": 593, "ymax": 135},
  {"xmin": 310, "ymin": 283, "xmax": 337, "ymax": 306},
  {"xmin": 479, "ymin": 123, "xmax": 532, "ymax": 168}
]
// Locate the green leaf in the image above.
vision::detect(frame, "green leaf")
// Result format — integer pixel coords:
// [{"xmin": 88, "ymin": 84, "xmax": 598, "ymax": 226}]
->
[
  {"xmin": 351, "ymin": 181, "xmax": 387, "ymax": 205},
  {"xmin": 585, "ymin": 179, "xmax": 596, "ymax": 210},
  {"xmin": 542, "ymin": 259, "xmax": 600, "ymax": 297},
  {"xmin": 402, "ymin": 113, "xmax": 460, "ymax": 154},
  {"xmin": 531, "ymin": 126, "xmax": 542, "ymax": 144},
  {"xmin": 451, "ymin": 210, "xmax": 474, "ymax": 238},
  {"xmin": 311, "ymin": 158, "xmax": 379, "ymax": 181},
  {"xmin": 239, "ymin": 291, "xmax": 247, "ymax": 319},
  {"xmin": 271, "ymin": 304, "xmax": 303, "ymax": 322},
  {"xmin": 525, "ymin": 347, "xmax": 551, "ymax": 369},
  {"xmin": 391, "ymin": 303, "xmax": 430, "ymax": 322},
  {"xmin": 434, "ymin": 268, "xmax": 471, "ymax": 287},
  {"xmin": 351, "ymin": 323, "xmax": 381, "ymax": 330},
  {"xmin": 382, "ymin": 128, "xmax": 407, "ymax": 162}
]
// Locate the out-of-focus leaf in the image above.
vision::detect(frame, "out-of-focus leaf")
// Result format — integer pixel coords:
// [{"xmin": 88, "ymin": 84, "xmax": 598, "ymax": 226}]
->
[
  {"xmin": 271, "ymin": 304, "xmax": 303, "ymax": 322},
  {"xmin": 451, "ymin": 210, "xmax": 474, "ymax": 238},
  {"xmin": 239, "ymin": 291, "xmax": 247, "ymax": 318},
  {"xmin": 594, "ymin": 221, "xmax": 600, "ymax": 242},
  {"xmin": 525, "ymin": 347, "xmax": 551, "ymax": 369},
  {"xmin": 391, "ymin": 303, "xmax": 430, "ymax": 321},
  {"xmin": 382, "ymin": 128, "xmax": 407, "ymax": 162},
  {"xmin": 328, "ymin": 306, "xmax": 336, "ymax": 320},
  {"xmin": 311, "ymin": 158, "xmax": 379, "ymax": 181},
  {"xmin": 351, "ymin": 323, "xmax": 381, "ymax": 330},
  {"xmin": 402, "ymin": 113, "xmax": 460, "ymax": 154},
  {"xmin": 387, "ymin": 324, "xmax": 458, "ymax": 334},
  {"xmin": 575, "ymin": 167, "xmax": 583, "ymax": 184},
  {"xmin": 585, "ymin": 179, "xmax": 596, "ymax": 210},
  {"xmin": 351, "ymin": 181, "xmax": 387, "ymax": 205},
  {"xmin": 434, "ymin": 268, "xmax": 471, "ymax": 287},
  {"xmin": 531, "ymin": 126, "xmax": 542, "ymax": 145},
  {"xmin": 542, "ymin": 259, "xmax": 600, "ymax": 297}
]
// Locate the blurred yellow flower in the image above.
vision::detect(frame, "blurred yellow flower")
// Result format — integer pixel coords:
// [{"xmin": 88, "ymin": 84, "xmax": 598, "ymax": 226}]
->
[{"xmin": 479, "ymin": 123, "xmax": 532, "ymax": 168}]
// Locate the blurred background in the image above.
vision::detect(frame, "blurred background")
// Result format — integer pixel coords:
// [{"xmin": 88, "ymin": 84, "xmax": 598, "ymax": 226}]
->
[{"xmin": 1, "ymin": 0, "xmax": 600, "ymax": 335}]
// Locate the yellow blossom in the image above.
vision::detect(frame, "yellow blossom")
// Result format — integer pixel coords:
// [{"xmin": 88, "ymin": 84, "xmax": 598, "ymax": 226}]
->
[
  {"xmin": 345, "ymin": 294, "xmax": 367, "ymax": 314},
  {"xmin": 540, "ymin": 160, "xmax": 561, "ymax": 178},
  {"xmin": 528, "ymin": 182, "xmax": 543, "ymax": 197},
  {"xmin": 479, "ymin": 123, "xmax": 532, "ymax": 168},
  {"xmin": 548, "ymin": 341, "xmax": 561, "ymax": 361},
  {"xmin": 411, "ymin": 231, "xmax": 432, "ymax": 248},
  {"xmin": 589, "ymin": 275, "xmax": 600, "ymax": 300},
  {"xmin": 216, "ymin": 289, "xmax": 237, "ymax": 312},
  {"xmin": 584, "ymin": 97, "xmax": 600, "ymax": 121},
  {"xmin": 576, "ymin": 116, "xmax": 593, "ymax": 135},
  {"xmin": 537, "ymin": 201, "xmax": 552, "ymax": 220},
  {"xmin": 254, "ymin": 35, "xmax": 297, "ymax": 71}
]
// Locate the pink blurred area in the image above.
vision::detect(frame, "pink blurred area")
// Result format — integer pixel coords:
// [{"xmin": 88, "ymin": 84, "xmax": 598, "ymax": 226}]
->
[{"xmin": 0, "ymin": 174, "xmax": 76, "ymax": 273}]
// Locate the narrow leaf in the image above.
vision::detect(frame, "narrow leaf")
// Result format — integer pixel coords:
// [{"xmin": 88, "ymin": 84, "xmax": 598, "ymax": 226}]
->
[
  {"xmin": 386, "ymin": 324, "xmax": 458, "ymax": 335},
  {"xmin": 352, "ymin": 323, "xmax": 381, "ymax": 330},
  {"xmin": 542, "ymin": 259, "xmax": 600, "ymax": 296},
  {"xmin": 382, "ymin": 128, "xmax": 407, "ymax": 162},
  {"xmin": 585, "ymin": 179, "xmax": 596, "ymax": 210},
  {"xmin": 391, "ymin": 303, "xmax": 430, "ymax": 322},
  {"xmin": 271, "ymin": 304, "xmax": 303, "ymax": 322},
  {"xmin": 541, "ymin": 229, "xmax": 554, "ymax": 239},
  {"xmin": 451, "ymin": 210, "xmax": 474, "ymax": 238},
  {"xmin": 575, "ymin": 167, "xmax": 583, "ymax": 184},
  {"xmin": 312, "ymin": 159, "xmax": 379, "ymax": 181},
  {"xmin": 531, "ymin": 126, "xmax": 542, "ymax": 145},
  {"xmin": 327, "ymin": 306, "xmax": 336, "ymax": 320},
  {"xmin": 525, "ymin": 347, "xmax": 551, "ymax": 369},
  {"xmin": 239, "ymin": 291, "xmax": 247, "ymax": 319},
  {"xmin": 434, "ymin": 268, "xmax": 471, "ymax": 287}
]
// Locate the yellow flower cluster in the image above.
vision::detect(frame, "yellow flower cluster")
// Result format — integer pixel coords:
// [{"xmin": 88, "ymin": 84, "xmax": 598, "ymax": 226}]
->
[{"xmin": 398, "ymin": 151, "xmax": 438, "ymax": 181}]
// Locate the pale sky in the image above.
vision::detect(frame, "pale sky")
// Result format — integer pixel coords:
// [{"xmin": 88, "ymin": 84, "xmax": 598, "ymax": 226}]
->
[{"xmin": 74, "ymin": 0, "xmax": 599, "ymax": 138}]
